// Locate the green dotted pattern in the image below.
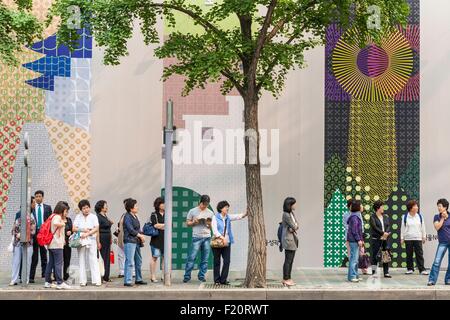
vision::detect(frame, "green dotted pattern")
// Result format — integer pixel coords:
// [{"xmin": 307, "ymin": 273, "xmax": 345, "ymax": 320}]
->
[
  {"xmin": 161, "ymin": 187, "xmax": 213, "ymax": 270},
  {"xmin": 384, "ymin": 187, "xmax": 411, "ymax": 269},
  {"xmin": 324, "ymin": 189, "xmax": 348, "ymax": 267},
  {"xmin": 399, "ymin": 147, "xmax": 419, "ymax": 200},
  {"xmin": 324, "ymin": 154, "xmax": 346, "ymax": 208}
]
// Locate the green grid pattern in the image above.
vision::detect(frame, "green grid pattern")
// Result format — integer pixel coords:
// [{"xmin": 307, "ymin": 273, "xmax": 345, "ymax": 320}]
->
[
  {"xmin": 162, "ymin": 187, "xmax": 213, "ymax": 270},
  {"xmin": 324, "ymin": 189, "xmax": 348, "ymax": 267}
]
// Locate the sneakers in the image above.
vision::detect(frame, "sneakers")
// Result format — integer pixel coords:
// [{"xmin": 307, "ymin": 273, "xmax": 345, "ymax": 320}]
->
[
  {"xmin": 135, "ymin": 281, "xmax": 147, "ymax": 285},
  {"xmin": 427, "ymin": 282, "xmax": 435, "ymax": 286},
  {"xmin": 56, "ymin": 282, "xmax": 71, "ymax": 290},
  {"xmin": 198, "ymin": 278, "xmax": 206, "ymax": 282},
  {"xmin": 405, "ymin": 270, "xmax": 414, "ymax": 275},
  {"xmin": 9, "ymin": 281, "xmax": 17, "ymax": 286},
  {"xmin": 421, "ymin": 270, "xmax": 429, "ymax": 275},
  {"xmin": 350, "ymin": 278, "xmax": 360, "ymax": 283},
  {"xmin": 44, "ymin": 282, "xmax": 52, "ymax": 288},
  {"xmin": 183, "ymin": 278, "xmax": 190, "ymax": 283},
  {"xmin": 384, "ymin": 274, "xmax": 392, "ymax": 278}
]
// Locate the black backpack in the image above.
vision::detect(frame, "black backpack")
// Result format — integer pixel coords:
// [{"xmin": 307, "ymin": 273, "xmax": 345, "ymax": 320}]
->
[{"xmin": 277, "ymin": 222, "xmax": 283, "ymax": 252}]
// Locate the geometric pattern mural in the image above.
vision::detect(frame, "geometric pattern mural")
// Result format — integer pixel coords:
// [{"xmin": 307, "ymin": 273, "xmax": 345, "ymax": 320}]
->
[
  {"xmin": 44, "ymin": 117, "xmax": 91, "ymax": 212},
  {"xmin": 161, "ymin": 187, "xmax": 213, "ymax": 271},
  {"xmin": 0, "ymin": 118, "xmax": 24, "ymax": 223},
  {"xmin": 324, "ymin": 0, "xmax": 420, "ymax": 267}
]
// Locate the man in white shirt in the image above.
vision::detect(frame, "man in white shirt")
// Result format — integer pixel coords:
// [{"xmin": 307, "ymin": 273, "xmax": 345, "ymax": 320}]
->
[{"xmin": 401, "ymin": 200, "xmax": 428, "ymax": 275}]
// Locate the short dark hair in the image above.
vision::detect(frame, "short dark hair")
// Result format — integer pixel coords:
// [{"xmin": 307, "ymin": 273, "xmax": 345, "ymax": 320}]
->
[
  {"xmin": 406, "ymin": 200, "xmax": 418, "ymax": 212},
  {"xmin": 34, "ymin": 190, "xmax": 44, "ymax": 197},
  {"xmin": 125, "ymin": 198, "xmax": 137, "ymax": 213},
  {"xmin": 54, "ymin": 201, "xmax": 69, "ymax": 215},
  {"xmin": 373, "ymin": 200, "xmax": 384, "ymax": 212},
  {"xmin": 78, "ymin": 199, "xmax": 91, "ymax": 211},
  {"xmin": 154, "ymin": 197, "xmax": 164, "ymax": 212},
  {"xmin": 437, "ymin": 198, "xmax": 449, "ymax": 211},
  {"xmin": 30, "ymin": 196, "xmax": 35, "ymax": 206},
  {"xmin": 217, "ymin": 201, "xmax": 230, "ymax": 213},
  {"xmin": 95, "ymin": 200, "xmax": 107, "ymax": 214},
  {"xmin": 283, "ymin": 197, "xmax": 297, "ymax": 213},
  {"xmin": 347, "ymin": 199, "xmax": 352, "ymax": 209},
  {"xmin": 61, "ymin": 201, "xmax": 70, "ymax": 211},
  {"xmin": 350, "ymin": 200, "xmax": 361, "ymax": 212},
  {"xmin": 199, "ymin": 195, "xmax": 210, "ymax": 205},
  {"xmin": 123, "ymin": 198, "xmax": 131, "ymax": 210}
]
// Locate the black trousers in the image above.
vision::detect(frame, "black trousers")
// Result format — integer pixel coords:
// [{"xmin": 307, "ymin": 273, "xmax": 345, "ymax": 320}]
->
[
  {"xmin": 100, "ymin": 233, "xmax": 111, "ymax": 281},
  {"xmin": 30, "ymin": 237, "xmax": 48, "ymax": 280},
  {"xmin": 405, "ymin": 240, "xmax": 425, "ymax": 272},
  {"xmin": 371, "ymin": 239, "xmax": 389, "ymax": 275},
  {"xmin": 63, "ymin": 245, "xmax": 72, "ymax": 281},
  {"xmin": 283, "ymin": 250, "xmax": 296, "ymax": 280},
  {"xmin": 212, "ymin": 246, "xmax": 231, "ymax": 284}
]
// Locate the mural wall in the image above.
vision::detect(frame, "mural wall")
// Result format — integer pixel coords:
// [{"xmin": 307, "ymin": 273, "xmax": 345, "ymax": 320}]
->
[
  {"xmin": 0, "ymin": 1, "xmax": 91, "ymax": 270},
  {"xmin": 324, "ymin": 0, "xmax": 420, "ymax": 267}
]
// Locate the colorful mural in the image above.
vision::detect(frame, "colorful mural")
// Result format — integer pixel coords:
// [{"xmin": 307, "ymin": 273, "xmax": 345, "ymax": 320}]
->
[{"xmin": 324, "ymin": 0, "xmax": 420, "ymax": 268}]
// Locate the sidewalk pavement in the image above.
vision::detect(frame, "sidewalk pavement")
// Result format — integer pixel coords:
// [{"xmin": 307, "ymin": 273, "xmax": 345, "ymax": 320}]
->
[{"xmin": 0, "ymin": 268, "xmax": 449, "ymax": 300}]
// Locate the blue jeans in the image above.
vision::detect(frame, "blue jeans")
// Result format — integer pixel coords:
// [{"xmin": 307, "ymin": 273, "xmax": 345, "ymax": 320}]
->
[
  {"xmin": 184, "ymin": 237, "xmax": 211, "ymax": 281},
  {"xmin": 124, "ymin": 242, "xmax": 143, "ymax": 284},
  {"xmin": 348, "ymin": 242, "xmax": 359, "ymax": 281},
  {"xmin": 428, "ymin": 243, "xmax": 450, "ymax": 284}
]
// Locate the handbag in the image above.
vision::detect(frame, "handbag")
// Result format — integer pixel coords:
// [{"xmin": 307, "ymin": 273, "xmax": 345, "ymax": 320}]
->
[
  {"xmin": 7, "ymin": 236, "xmax": 15, "ymax": 252},
  {"xmin": 68, "ymin": 231, "xmax": 82, "ymax": 248},
  {"xmin": 143, "ymin": 213, "xmax": 159, "ymax": 237},
  {"xmin": 211, "ymin": 218, "xmax": 228, "ymax": 249},
  {"xmin": 376, "ymin": 240, "xmax": 392, "ymax": 263},
  {"xmin": 358, "ymin": 254, "xmax": 370, "ymax": 269},
  {"xmin": 98, "ymin": 252, "xmax": 105, "ymax": 277}
]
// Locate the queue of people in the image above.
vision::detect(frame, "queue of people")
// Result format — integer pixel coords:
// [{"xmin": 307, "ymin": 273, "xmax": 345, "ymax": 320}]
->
[{"xmin": 7, "ymin": 190, "xmax": 450, "ymax": 287}]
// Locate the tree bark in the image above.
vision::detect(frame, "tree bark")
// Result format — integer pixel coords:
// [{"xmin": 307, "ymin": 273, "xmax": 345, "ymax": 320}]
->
[{"xmin": 243, "ymin": 94, "xmax": 267, "ymax": 288}]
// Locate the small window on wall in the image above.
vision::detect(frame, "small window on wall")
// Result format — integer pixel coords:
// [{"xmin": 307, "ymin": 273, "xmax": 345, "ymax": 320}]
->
[
  {"xmin": 205, "ymin": 0, "xmax": 214, "ymax": 6},
  {"xmin": 202, "ymin": 127, "xmax": 214, "ymax": 140}
]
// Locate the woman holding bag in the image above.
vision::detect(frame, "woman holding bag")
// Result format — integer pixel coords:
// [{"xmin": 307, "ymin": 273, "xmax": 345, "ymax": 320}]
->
[
  {"xmin": 281, "ymin": 197, "xmax": 299, "ymax": 287},
  {"xmin": 211, "ymin": 201, "xmax": 247, "ymax": 285},
  {"xmin": 369, "ymin": 200, "xmax": 392, "ymax": 278}
]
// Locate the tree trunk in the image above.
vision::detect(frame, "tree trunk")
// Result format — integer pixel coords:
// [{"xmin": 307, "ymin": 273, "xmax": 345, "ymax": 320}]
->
[{"xmin": 242, "ymin": 94, "xmax": 266, "ymax": 288}]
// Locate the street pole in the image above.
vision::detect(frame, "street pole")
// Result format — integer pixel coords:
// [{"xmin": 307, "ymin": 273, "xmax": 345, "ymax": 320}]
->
[
  {"xmin": 164, "ymin": 99, "xmax": 174, "ymax": 286},
  {"xmin": 20, "ymin": 132, "xmax": 31, "ymax": 287}
]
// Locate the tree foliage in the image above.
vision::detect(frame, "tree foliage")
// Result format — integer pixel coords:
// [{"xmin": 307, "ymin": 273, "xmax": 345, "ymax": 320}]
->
[{"xmin": 45, "ymin": 0, "xmax": 409, "ymax": 98}]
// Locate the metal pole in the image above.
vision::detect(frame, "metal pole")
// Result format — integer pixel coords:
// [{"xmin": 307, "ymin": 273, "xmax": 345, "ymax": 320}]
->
[
  {"xmin": 20, "ymin": 133, "xmax": 31, "ymax": 287},
  {"xmin": 164, "ymin": 99, "xmax": 174, "ymax": 286}
]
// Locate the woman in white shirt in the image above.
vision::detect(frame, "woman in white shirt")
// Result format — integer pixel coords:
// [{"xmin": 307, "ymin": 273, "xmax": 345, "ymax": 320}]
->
[
  {"xmin": 73, "ymin": 199, "xmax": 102, "ymax": 286},
  {"xmin": 211, "ymin": 201, "xmax": 247, "ymax": 285},
  {"xmin": 400, "ymin": 200, "xmax": 428, "ymax": 275}
]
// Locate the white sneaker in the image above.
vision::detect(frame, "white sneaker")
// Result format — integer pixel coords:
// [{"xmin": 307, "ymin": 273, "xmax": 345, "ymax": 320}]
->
[
  {"xmin": 421, "ymin": 270, "xmax": 429, "ymax": 275},
  {"xmin": 405, "ymin": 270, "xmax": 413, "ymax": 274},
  {"xmin": 9, "ymin": 281, "xmax": 17, "ymax": 286},
  {"xmin": 95, "ymin": 283, "xmax": 102, "ymax": 287},
  {"xmin": 350, "ymin": 278, "xmax": 359, "ymax": 283},
  {"xmin": 44, "ymin": 282, "xmax": 52, "ymax": 288},
  {"xmin": 56, "ymin": 282, "xmax": 71, "ymax": 290},
  {"xmin": 51, "ymin": 282, "xmax": 57, "ymax": 288}
]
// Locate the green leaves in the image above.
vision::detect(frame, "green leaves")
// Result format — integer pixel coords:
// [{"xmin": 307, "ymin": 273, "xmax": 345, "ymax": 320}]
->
[
  {"xmin": 1, "ymin": 0, "xmax": 410, "ymax": 99},
  {"xmin": 0, "ymin": 1, "xmax": 42, "ymax": 65}
]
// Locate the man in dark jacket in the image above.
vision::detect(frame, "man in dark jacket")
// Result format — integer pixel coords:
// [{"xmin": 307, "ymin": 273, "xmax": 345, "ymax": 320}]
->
[{"xmin": 29, "ymin": 190, "xmax": 52, "ymax": 282}]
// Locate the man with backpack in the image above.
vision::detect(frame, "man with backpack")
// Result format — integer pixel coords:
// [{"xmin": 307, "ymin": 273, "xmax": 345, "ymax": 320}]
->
[
  {"xmin": 30, "ymin": 190, "xmax": 52, "ymax": 283},
  {"xmin": 401, "ymin": 200, "xmax": 429, "ymax": 275}
]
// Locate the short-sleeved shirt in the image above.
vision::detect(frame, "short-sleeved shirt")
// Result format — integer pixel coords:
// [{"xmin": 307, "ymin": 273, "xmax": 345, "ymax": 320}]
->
[
  {"xmin": 434, "ymin": 214, "xmax": 450, "ymax": 244},
  {"xmin": 74, "ymin": 213, "xmax": 99, "ymax": 242},
  {"xmin": 187, "ymin": 207, "xmax": 213, "ymax": 238},
  {"xmin": 49, "ymin": 215, "xmax": 65, "ymax": 249}
]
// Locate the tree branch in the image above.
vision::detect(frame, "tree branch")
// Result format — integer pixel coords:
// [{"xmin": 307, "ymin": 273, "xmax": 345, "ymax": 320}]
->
[
  {"xmin": 249, "ymin": 0, "xmax": 277, "ymax": 83},
  {"xmin": 146, "ymin": 1, "xmax": 244, "ymax": 60}
]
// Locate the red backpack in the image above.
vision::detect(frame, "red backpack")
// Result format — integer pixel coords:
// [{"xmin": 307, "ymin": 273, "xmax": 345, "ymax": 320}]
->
[{"xmin": 37, "ymin": 214, "xmax": 57, "ymax": 246}]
